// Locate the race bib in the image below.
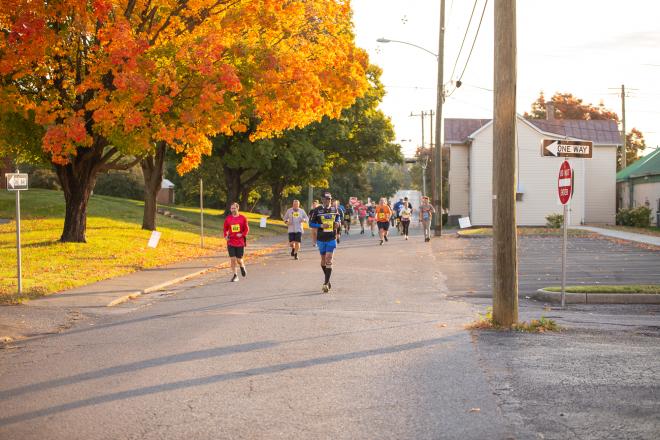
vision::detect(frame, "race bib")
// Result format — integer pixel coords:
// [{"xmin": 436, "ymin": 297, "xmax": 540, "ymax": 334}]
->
[
  {"xmin": 293, "ymin": 212, "xmax": 299, "ymax": 217},
  {"xmin": 231, "ymin": 224, "xmax": 241, "ymax": 232},
  {"xmin": 321, "ymin": 216, "xmax": 334, "ymax": 230},
  {"xmin": 422, "ymin": 212, "xmax": 430, "ymax": 220}
]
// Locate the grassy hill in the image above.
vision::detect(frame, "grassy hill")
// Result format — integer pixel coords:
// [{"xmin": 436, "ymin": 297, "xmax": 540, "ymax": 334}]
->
[{"xmin": 0, "ymin": 189, "xmax": 286, "ymax": 303}]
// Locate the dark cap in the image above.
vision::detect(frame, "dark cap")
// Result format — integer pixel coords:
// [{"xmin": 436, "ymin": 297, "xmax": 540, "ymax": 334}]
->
[{"xmin": 323, "ymin": 192, "xmax": 332, "ymax": 199}]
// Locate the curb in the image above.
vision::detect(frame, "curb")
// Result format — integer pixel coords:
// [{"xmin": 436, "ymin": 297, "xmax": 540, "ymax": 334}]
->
[
  {"xmin": 532, "ymin": 288, "xmax": 660, "ymax": 305},
  {"xmin": 106, "ymin": 243, "xmax": 287, "ymax": 307}
]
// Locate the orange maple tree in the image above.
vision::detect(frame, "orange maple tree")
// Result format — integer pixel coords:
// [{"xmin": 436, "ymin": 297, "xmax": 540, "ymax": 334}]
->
[{"xmin": 0, "ymin": 0, "xmax": 368, "ymax": 241}]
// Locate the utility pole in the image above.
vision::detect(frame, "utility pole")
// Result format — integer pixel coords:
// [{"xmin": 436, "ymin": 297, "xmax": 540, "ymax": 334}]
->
[
  {"xmin": 410, "ymin": 111, "xmax": 427, "ymax": 150},
  {"xmin": 411, "ymin": 111, "xmax": 429, "ymax": 196},
  {"xmin": 620, "ymin": 84, "xmax": 627, "ymax": 169},
  {"xmin": 492, "ymin": 0, "xmax": 518, "ymax": 326},
  {"xmin": 433, "ymin": 0, "xmax": 445, "ymax": 236}
]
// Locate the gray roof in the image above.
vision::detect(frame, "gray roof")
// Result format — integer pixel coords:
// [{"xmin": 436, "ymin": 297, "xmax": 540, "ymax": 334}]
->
[
  {"xmin": 444, "ymin": 118, "xmax": 621, "ymax": 145},
  {"xmin": 444, "ymin": 118, "xmax": 490, "ymax": 144},
  {"xmin": 529, "ymin": 119, "xmax": 621, "ymax": 145}
]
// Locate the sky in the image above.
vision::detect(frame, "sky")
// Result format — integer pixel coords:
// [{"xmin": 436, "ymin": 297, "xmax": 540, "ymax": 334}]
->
[{"xmin": 351, "ymin": 0, "xmax": 660, "ymax": 158}]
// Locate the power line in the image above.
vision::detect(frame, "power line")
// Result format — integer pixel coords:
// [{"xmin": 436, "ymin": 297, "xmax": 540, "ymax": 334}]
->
[
  {"xmin": 446, "ymin": 0, "xmax": 489, "ymax": 99},
  {"xmin": 448, "ymin": 0, "xmax": 479, "ymax": 81}
]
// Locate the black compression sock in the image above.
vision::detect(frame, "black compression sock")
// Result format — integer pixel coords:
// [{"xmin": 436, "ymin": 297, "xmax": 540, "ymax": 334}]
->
[
  {"xmin": 324, "ymin": 268, "xmax": 332, "ymax": 284},
  {"xmin": 321, "ymin": 265, "xmax": 326, "ymax": 275}
]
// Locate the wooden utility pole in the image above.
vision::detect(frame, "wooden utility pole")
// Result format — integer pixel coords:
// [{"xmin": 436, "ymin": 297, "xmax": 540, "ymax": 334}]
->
[
  {"xmin": 492, "ymin": 0, "xmax": 518, "ymax": 326},
  {"xmin": 620, "ymin": 84, "xmax": 627, "ymax": 169},
  {"xmin": 433, "ymin": 0, "xmax": 445, "ymax": 236}
]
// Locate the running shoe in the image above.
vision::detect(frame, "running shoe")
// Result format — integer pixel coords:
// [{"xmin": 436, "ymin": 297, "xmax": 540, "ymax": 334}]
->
[
  {"xmin": 231, "ymin": 274, "xmax": 239, "ymax": 282},
  {"xmin": 240, "ymin": 266, "xmax": 247, "ymax": 277},
  {"xmin": 384, "ymin": 235, "xmax": 388, "ymax": 242},
  {"xmin": 380, "ymin": 239, "xmax": 383, "ymax": 245},
  {"xmin": 294, "ymin": 254, "xmax": 299, "ymax": 260},
  {"xmin": 322, "ymin": 284, "xmax": 329, "ymax": 293}
]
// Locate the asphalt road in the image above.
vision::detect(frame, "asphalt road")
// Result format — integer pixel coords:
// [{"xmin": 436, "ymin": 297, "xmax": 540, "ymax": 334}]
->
[
  {"xmin": 1, "ymin": 228, "xmax": 658, "ymax": 439},
  {"xmin": 0, "ymin": 227, "xmax": 512, "ymax": 439}
]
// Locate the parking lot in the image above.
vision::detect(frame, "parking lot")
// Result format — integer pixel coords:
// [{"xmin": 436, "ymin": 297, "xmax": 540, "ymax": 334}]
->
[{"xmin": 437, "ymin": 234, "xmax": 660, "ymax": 298}]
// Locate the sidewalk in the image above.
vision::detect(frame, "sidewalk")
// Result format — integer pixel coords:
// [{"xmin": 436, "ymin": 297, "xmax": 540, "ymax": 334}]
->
[
  {"xmin": 35, "ymin": 233, "xmax": 288, "ymax": 309},
  {"xmin": 572, "ymin": 225, "xmax": 660, "ymax": 247},
  {"xmin": 1, "ymin": 233, "xmax": 288, "ymax": 342}
]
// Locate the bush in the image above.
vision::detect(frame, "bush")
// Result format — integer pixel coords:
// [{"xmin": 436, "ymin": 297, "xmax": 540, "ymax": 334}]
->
[
  {"xmin": 94, "ymin": 172, "xmax": 144, "ymax": 200},
  {"xmin": 29, "ymin": 168, "xmax": 61, "ymax": 190},
  {"xmin": 545, "ymin": 213, "xmax": 563, "ymax": 228},
  {"xmin": 616, "ymin": 206, "xmax": 652, "ymax": 227}
]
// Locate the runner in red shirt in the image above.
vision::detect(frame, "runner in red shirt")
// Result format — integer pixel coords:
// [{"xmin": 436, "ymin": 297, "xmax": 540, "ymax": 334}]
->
[{"xmin": 223, "ymin": 202, "xmax": 249, "ymax": 282}]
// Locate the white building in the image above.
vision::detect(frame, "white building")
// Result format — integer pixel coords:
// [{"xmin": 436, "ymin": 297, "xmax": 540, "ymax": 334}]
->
[{"xmin": 447, "ymin": 115, "xmax": 621, "ymax": 226}]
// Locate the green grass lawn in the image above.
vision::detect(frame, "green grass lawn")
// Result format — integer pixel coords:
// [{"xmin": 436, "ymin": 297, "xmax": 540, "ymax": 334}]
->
[
  {"xmin": 0, "ymin": 189, "xmax": 286, "ymax": 303},
  {"xmin": 458, "ymin": 227, "xmax": 594, "ymax": 237},
  {"xmin": 543, "ymin": 285, "xmax": 660, "ymax": 294}
]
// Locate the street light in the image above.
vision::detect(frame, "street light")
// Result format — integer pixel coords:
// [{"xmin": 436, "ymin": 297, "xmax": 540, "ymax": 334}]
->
[
  {"xmin": 376, "ymin": 38, "xmax": 438, "ymax": 58},
  {"xmin": 377, "ymin": 20, "xmax": 445, "ymax": 236}
]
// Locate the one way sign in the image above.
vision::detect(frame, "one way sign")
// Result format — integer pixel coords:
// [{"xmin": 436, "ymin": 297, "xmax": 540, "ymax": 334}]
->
[
  {"xmin": 541, "ymin": 140, "xmax": 593, "ymax": 158},
  {"xmin": 5, "ymin": 173, "xmax": 29, "ymax": 191}
]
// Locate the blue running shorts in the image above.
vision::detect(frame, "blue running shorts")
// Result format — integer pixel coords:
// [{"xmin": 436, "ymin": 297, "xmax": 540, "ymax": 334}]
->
[{"xmin": 317, "ymin": 239, "xmax": 337, "ymax": 255}]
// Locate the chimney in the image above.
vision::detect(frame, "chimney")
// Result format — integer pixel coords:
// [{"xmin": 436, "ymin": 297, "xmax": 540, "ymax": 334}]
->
[{"xmin": 545, "ymin": 102, "xmax": 555, "ymax": 121}]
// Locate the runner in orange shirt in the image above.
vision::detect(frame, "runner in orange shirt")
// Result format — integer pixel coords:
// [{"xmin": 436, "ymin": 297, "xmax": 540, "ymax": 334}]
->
[{"xmin": 375, "ymin": 197, "xmax": 393, "ymax": 245}]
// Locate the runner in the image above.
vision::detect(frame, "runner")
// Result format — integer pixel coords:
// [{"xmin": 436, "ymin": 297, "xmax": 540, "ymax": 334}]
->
[
  {"xmin": 419, "ymin": 196, "xmax": 436, "ymax": 242},
  {"xmin": 223, "ymin": 202, "xmax": 249, "ymax": 282},
  {"xmin": 375, "ymin": 197, "xmax": 393, "ymax": 245},
  {"xmin": 393, "ymin": 198, "xmax": 404, "ymax": 233},
  {"xmin": 283, "ymin": 199, "xmax": 309, "ymax": 260},
  {"xmin": 309, "ymin": 192, "xmax": 341, "ymax": 293},
  {"xmin": 333, "ymin": 199, "xmax": 345, "ymax": 244},
  {"xmin": 308, "ymin": 199, "xmax": 320, "ymax": 247},
  {"xmin": 343, "ymin": 202, "xmax": 353, "ymax": 235},
  {"xmin": 366, "ymin": 202, "xmax": 376, "ymax": 237},
  {"xmin": 357, "ymin": 202, "xmax": 368, "ymax": 234},
  {"xmin": 399, "ymin": 202, "xmax": 412, "ymax": 240}
]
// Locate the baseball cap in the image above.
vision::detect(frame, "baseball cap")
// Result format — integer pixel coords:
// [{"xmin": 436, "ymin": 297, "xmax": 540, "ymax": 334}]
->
[{"xmin": 323, "ymin": 192, "xmax": 332, "ymax": 199}]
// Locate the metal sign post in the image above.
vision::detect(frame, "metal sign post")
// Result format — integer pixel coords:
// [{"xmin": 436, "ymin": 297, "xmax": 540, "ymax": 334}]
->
[
  {"xmin": 6, "ymin": 172, "xmax": 29, "ymax": 295},
  {"xmin": 558, "ymin": 160, "xmax": 573, "ymax": 308},
  {"xmin": 200, "ymin": 178, "xmax": 204, "ymax": 248}
]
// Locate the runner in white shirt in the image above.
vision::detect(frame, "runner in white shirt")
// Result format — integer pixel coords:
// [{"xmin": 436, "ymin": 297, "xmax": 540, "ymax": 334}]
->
[{"xmin": 283, "ymin": 200, "xmax": 309, "ymax": 260}]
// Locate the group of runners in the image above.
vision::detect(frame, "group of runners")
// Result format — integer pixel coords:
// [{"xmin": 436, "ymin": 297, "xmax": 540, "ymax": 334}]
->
[{"xmin": 222, "ymin": 193, "xmax": 437, "ymax": 292}]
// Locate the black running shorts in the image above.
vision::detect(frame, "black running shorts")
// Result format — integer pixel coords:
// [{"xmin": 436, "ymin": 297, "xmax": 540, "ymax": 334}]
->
[
  {"xmin": 377, "ymin": 221, "xmax": 390, "ymax": 230},
  {"xmin": 288, "ymin": 232, "xmax": 302, "ymax": 243},
  {"xmin": 227, "ymin": 245, "xmax": 245, "ymax": 258}
]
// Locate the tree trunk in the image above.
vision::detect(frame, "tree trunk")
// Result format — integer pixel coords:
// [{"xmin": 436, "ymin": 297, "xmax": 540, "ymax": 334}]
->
[
  {"xmin": 223, "ymin": 166, "xmax": 242, "ymax": 215},
  {"xmin": 270, "ymin": 181, "xmax": 284, "ymax": 219},
  {"xmin": 240, "ymin": 186, "xmax": 251, "ymax": 211},
  {"xmin": 55, "ymin": 156, "xmax": 99, "ymax": 243},
  {"xmin": 141, "ymin": 142, "xmax": 166, "ymax": 231}
]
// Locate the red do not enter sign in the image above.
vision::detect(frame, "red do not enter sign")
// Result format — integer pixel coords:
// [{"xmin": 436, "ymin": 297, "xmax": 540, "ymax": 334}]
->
[{"xmin": 558, "ymin": 160, "xmax": 573, "ymax": 205}]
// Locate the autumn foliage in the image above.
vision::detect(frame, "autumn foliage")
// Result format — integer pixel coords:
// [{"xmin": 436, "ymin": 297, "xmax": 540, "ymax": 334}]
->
[
  {"xmin": 1, "ymin": 0, "xmax": 368, "ymax": 172},
  {"xmin": 0, "ymin": 0, "xmax": 369, "ymax": 241}
]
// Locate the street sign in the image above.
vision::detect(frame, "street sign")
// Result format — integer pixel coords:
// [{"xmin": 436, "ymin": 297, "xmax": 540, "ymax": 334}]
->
[
  {"xmin": 542, "ymin": 139, "xmax": 593, "ymax": 158},
  {"xmin": 558, "ymin": 160, "xmax": 573, "ymax": 205},
  {"xmin": 5, "ymin": 173, "xmax": 29, "ymax": 191}
]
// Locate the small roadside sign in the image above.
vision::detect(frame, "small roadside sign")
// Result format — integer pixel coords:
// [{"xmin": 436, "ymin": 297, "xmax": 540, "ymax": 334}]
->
[
  {"xmin": 5, "ymin": 173, "xmax": 29, "ymax": 191},
  {"xmin": 542, "ymin": 140, "xmax": 593, "ymax": 158},
  {"xmin": 558, "ymin": 160, "xmax": 573, "ymax": 205}
]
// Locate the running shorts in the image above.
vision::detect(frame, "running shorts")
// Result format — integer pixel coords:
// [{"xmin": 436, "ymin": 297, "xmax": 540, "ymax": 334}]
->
[
  {"xmin": 317, "ymin": 239, "xmax": 337, "ymax": 255},
  {"xmin": 377, "ymin": 221, "xmax": 390, "ymax": 230},
  {"xmin": 228, "ymin": 245, "xmax": 245, "ymax": 258},
  {"xmin": 288, "ymin": 232, "xmax": 302, "ymax": 243}
]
